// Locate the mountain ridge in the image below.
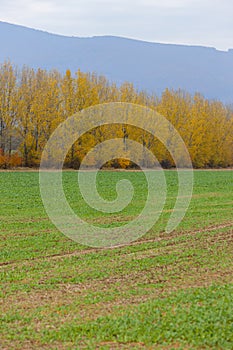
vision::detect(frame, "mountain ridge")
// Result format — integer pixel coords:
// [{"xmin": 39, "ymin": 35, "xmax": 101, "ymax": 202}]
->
[
  {"xmin": 1, "ymin": 20, "xmax": 231, "ymax": 52},
  {"xmin": 0, "ymin": 21, "xmax": 233, "ymax": 103}
]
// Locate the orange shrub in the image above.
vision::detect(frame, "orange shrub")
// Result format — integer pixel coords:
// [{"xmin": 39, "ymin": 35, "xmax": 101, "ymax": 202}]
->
[
  {"xmin": 0, "ymin": 153, "xmax": 22, "ymax": 169},
  {"xmin": 8, "ymin": 153, "xmax": 22, "ymax": 168}
]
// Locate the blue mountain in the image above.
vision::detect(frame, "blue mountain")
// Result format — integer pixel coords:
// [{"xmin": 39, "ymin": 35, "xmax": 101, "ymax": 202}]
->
[{"xmin": 0, "ymin": 21, "xmax": 232, "ymax": 103}]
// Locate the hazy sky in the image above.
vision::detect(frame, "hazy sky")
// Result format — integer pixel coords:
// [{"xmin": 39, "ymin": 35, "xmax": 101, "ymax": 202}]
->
[{"xmin": 0, "ymin": 0, "xmax": 232, "ymax": 50}]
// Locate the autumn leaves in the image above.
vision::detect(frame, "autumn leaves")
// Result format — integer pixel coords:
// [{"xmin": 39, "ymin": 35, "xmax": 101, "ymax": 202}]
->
[{"xmin": 0, "ymin": 61, "xmax": 232, "ymax": 169}]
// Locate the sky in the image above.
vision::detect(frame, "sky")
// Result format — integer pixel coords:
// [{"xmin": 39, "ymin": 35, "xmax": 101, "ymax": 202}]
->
[{"xmin": 0, "ymin": 0, "xmax": 232, "ymax": 51}]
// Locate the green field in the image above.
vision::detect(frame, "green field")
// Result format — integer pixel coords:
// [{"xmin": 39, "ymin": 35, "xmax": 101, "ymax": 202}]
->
[{"xmin": 0, "ymin": 170, "xmax": 233, "ymax": 349}]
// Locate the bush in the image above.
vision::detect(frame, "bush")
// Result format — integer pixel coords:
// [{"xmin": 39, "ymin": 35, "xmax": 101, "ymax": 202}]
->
[{"xmin": 0, "ymin": 152, "xmax": 22, "ymax": 169}]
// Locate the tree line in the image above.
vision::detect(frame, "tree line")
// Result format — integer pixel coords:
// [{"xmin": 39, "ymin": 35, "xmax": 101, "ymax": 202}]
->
[{"xmin": 0, "ymin": 61, "xmax": 232, "ymax": 169}]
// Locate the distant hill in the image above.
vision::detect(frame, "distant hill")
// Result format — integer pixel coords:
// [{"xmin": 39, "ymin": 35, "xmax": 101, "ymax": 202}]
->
[{"xmin": 0, "ymin": 21, "xmax": 233, "ymax": 103}]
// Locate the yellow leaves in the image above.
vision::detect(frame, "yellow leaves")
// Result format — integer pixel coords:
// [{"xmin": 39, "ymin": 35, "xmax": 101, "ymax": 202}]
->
[
  {"xmin": 156, "ymin": 89, "xmax": 233, "ymax": 168},
  {"xmin": 0, "ymin": 61, "xmax": 232, "ymax": 168},
  {"xmin": 116, "ymin": 158, "xmax": 131, "ymax": 169},
  {"xmin": 75, "ymin": 70, "xmax": 100, "ymax": 111}
]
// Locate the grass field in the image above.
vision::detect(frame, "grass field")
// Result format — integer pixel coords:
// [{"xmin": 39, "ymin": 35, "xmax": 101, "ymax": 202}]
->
[{"xmin": 0, "ymin": 170, "xmax": 233, "ymax": 349}]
